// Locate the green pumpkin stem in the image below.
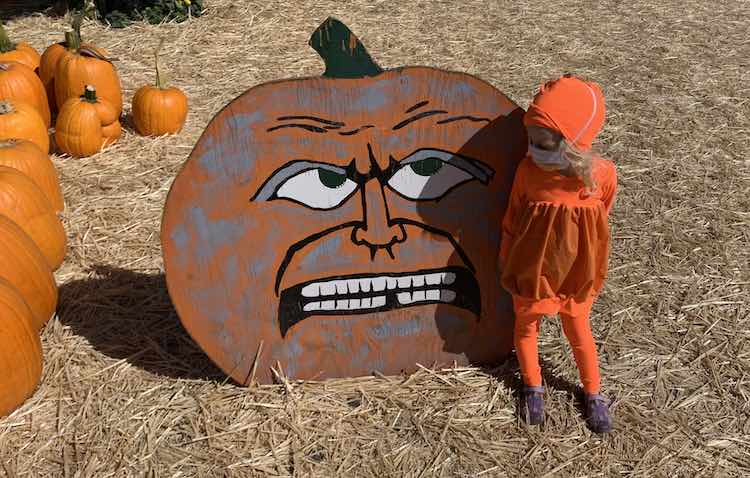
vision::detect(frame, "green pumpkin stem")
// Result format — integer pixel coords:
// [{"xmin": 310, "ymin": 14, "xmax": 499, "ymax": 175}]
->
[
  {"xmin": 154, "ymin": 38, "xmax": 168, "ymax": 89},
  {"xmin": 308, "ymin": 17, "xmax": 383, "ymax": 79},
  {"xmin": 0, "ymin": 23, "xmax": 16, "ymax": 54},
  {"xmin": 65, "ymin": 30, "xmax": 81, "ymax": 51},
  {"xmin": 82, "ymin": 85, "xmax": 97, "ymax": 103}
]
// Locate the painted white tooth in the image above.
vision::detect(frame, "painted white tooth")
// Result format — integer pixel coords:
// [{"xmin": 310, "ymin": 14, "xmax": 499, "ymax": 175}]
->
[
  {"xmin": 372, "ymin": 295, "xmax": 386, "ymax": 307},
  {"xmin": 442, "ymin": 272, "xmax": 456, "ymax": 285},
  {"xmin": 336, "ymin": 281, "xmax": 348, "ymax": 294},
  {"xmin": 349, "ymin": 298, "xmax": 361, "ymax": 309},
  {"xmin": 336, "ymin": 299, "xmax": 349, "ymax": 310},
  {"xmin": 412, "ymin": 275, "xmax": 425, "ymax": 287},
  {"xmin": 426, "ymin": 273, "xmax": 441, "ymax": 285},
  {"xmin": 301, "ymin": 283, "xmax": 320, "ymax": 298},
  {"xmin": 303, "ymin": 301, "xmax": 321, "ymax": 312},
  {"xmin": 321, "ymin": 300, "xmax": 336, "ymax": 310},
  {"xmin": 397, "ymin": 276, "xmax": 411, "ymax": 289},
  {"xmin": 361, "ymin": 297, "xmax": 372, "ymax": 308},
  {"xmin": 426, "ymin": 289, "xmax": 440, "ymax": 301},
  {"xmin": 347, "ymin": 279, "xmax": 360, "ymax": 294},
  {"xmin": 397, "ymin": 292, "xmax": 413, "ymax": 304},
  {"xmin": 440, "ymin": 290, "xmax": 457, "ymax": 302},
  {"xmin": 359, "ymin": 278, "xmax": 372, "ymax": 292},
  {"xmin": 412, "ymin": 290, "xmax": 426, "ymax": 302},
  {"xmin": 320, "ymin": 282, "xmax": 336, "ymax": 296},
  {"xmin": 372, "ymin": 277, "xmax": 386, "ymax": 291},
  {"xmin": 386, "ymin": 277, "xmax": 398, "ymax": 289}
]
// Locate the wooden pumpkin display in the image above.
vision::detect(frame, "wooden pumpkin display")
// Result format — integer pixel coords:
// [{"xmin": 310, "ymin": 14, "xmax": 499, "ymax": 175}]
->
[
  {"xmin": 56, "ymin": 85, "xmax": 121, "ymax": 157},
  {"xmin": 54, "ymin": 29, "xmax": 122, "ymax": 118},
  {"xmin": 132, "ymin": 40, "xmax": 188, "ymax": 136},
  {"xmin": 0, "ymin": 139, "xmax": 64, "ymax": 212},
  {"xmin": 0, "ymin": 167, "xmax": 66, "ymax": 270},
  {"xmin": 161, "ymin": 18, "xmax": 527, "ymax": 384},
  {"xmin": 0, "ymin": 22, "xmax": 40, "ymax": 73},
  {"xmin": 0, "ymin": 99, "xmax": 49, "ymax": 153},
  {"xmin": 0, "ymin": 278, "xmax": 43, "ymax": 418},
  {"xmin": 0, "ymin": 215, "xmax": 58, "ymax": 330},
  {"xmin": 0, "ymin": 61, "xmax": 51, "ymax": 127}
]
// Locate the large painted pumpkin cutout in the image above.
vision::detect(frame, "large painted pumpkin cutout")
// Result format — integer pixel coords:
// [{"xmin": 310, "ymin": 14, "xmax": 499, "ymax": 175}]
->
[{"xmin": 162, "ymin": 18, "xmax": 527, "ymax": 384}]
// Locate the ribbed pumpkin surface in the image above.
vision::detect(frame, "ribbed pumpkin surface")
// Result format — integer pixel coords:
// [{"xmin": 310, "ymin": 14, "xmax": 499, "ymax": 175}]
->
[{"xmin": 0, "ymin": 139, "xmax": 63, "ymax": 212}]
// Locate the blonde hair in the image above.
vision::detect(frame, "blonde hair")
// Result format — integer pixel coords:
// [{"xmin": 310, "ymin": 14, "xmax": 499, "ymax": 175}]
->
[{"xmin": 561, "ymin": 140, "xmax": 598, "ymax": 194}]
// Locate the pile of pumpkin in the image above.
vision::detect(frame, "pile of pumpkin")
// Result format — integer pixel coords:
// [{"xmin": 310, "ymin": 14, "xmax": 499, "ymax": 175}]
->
[{"xmin": 0, "ymin": 20, "xmax": 188, "ymax": 418}]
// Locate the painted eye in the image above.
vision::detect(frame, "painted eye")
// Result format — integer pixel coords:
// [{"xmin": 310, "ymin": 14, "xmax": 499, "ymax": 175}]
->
[
  {"xmin": 387, "ymin": 157, "xmax": 473, "ymax": 200},
  {"xmin": 276, "ymin": 168, "xmax": 357, "ymax": 209}
]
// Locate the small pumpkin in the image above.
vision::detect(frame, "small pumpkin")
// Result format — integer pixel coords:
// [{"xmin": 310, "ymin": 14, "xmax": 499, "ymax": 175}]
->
[
  {"xmin": 0, "ymin": 139, "xmax": 64, "ymax": 212},
  {"xmin": 0, "ymin": 215, "xmax": 58, "ymax": 330},
  {"xmin": 0, "ymin": 167, "xmax": 66, "ymax": 270},
  {"xmin": 56, "ymin": 85, "xmax": 121, "ymax": 157},
  {"xmin": 0, "ymin": 22, "xmax": 40, "ymax": 73},
  {"xmin": 132, "ymin": 40, "xmax": 188, "ymax": 136},
  {"xmin": 54, "ymin": 30, "xmax": 122, "ymax": 117},
  {"xmin": 0, "ymin": 278, "xmax": 43, "ymax": 418},
  {"xmin": 0, "ymin": 62, "xmax": 51, "ymax": 127},
  {"xmin": 0, "ymin": 100, "xmax": 49, "ymax": 153}
]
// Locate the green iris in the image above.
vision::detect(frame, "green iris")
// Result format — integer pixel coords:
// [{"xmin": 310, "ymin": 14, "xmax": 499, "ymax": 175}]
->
[
  {"xmin": 409, "ymin": 158, "xmax": 444, "ymax": 176},
  {"xmin": 318, "ymin": 168, "xmax": 347, "ymax": 188}
]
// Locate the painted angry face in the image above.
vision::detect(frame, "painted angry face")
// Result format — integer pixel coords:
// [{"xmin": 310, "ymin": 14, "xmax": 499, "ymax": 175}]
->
[{"xmin": 161, "ymin": 19, "xmax": 527, "ymax": 384}]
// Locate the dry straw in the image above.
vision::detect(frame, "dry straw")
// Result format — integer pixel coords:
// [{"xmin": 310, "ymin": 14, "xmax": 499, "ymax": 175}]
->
[{"xmin": 1, "ymin": 0, "xmax": 749, "ymax": 476}]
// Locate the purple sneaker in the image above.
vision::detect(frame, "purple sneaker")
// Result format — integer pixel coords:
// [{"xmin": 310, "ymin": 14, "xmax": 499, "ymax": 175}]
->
[
  {"xmin": 521, "ymin": 386, "xmax": 545, "ymax": 425},
  {"xmin": 585, "ymin": 393, "xmax": 612, "ymax": 433}
]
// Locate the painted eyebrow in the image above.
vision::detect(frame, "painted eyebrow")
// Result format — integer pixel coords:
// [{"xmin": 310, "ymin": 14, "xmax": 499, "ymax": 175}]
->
[
  {"xmin": 392, "ymin": 110, "xmax": 448, "ymax": 130},
  {"xmin": 399, "ymin": 148, "xmax": 495, "ymax": 184},
  {"xmin": 276, "ymin": 116, "xmax": 345, "ymax": 127},
  {"xmin": 251, "ymin": 160, "xmax": 348, "ymax": 201},
  {"xmin": 267, "ymin": 115, "xmax": 346, "ymax": 133},
  {"xmin": 436, "ymin": 115, "xmax": 491, "ymax": 125},
  {"xmin": 405, "ymin": 100, "xmax": 429, "ymax": 113}
]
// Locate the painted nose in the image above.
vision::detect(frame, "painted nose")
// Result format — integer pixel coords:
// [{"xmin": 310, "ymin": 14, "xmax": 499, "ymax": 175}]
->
[{"xmin": 353, "ymin": 179, "xmax": 406, "ymax": 250}]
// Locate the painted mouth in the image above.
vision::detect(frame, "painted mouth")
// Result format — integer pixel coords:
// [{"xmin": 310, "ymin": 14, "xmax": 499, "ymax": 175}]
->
[{"xmin": 278, "ymin": 266, "xmax": 480, "ymax": 337}]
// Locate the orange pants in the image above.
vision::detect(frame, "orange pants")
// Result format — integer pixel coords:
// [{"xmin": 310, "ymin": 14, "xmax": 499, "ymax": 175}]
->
[{"xmin": 512, "ymin": 295, "xmax": 601, "ymax": 394}]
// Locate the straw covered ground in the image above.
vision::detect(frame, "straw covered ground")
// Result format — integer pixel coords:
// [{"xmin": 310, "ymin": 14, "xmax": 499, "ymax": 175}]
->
[{"xmin": 1, "ymin": 0, "xmax": 749, "ymax": 476}]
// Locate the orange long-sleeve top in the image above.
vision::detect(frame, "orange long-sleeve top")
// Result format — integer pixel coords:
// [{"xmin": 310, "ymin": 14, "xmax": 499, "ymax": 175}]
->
[{"xmin": 500, "ymin": 155, "xmax": 617, "ymax": 303}]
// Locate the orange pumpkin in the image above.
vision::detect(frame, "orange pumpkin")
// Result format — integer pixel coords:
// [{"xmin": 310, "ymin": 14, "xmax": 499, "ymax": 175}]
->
[
  {"xmin": 0, "ymin": 61, "xmax": 51, "ymax": 127},
  {"xmin": 39, "ymin": 18, "xmax": 84, "ymax": 114},
  {"xmin": 0, "ymin": 22, "xmax": 40, "ymax": 73},
  {"xmin": 0, "ymin": 215, "xmax": 58, "ymax": 330},
  {"xmin": 132, "ymin": 41, "xmax": 188, "ymax": 136},
  {"xmin": 54, "ymin": 31, "xmax": 122, "ymax": 118},
  {"xmin": 0, "ymin": 99, "xmax": 49, "ymax": 153},
  {"xmin": 56, "ymin": 85, "xmax": 120, "ymax": 157},
  {"xmin": 0, "ymin": 139, "xmax": 64, "ymax": 212},
  {"xmin": 0, "ymin": 167, "xmax": 66, "ymax": 270},
  {"xmin": 0, "ymin": 278, "xmax": 43, "ymax": 418}
]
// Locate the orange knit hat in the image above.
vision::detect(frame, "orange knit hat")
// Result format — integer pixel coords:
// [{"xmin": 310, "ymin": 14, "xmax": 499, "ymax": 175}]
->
[{"xmin": 523, "ymin": 75, "xmax": 606, "ymax": 151}]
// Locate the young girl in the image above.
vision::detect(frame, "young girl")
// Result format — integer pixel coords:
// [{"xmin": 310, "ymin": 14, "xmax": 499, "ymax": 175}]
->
[{"xmin": 500, "ymin": 74, "xmax": 617, "ymax": 433}]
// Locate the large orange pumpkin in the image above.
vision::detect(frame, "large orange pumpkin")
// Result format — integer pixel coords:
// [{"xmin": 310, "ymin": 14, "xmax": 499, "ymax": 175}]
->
[
  {"xmin": 0, "ymin": 139, "xmax": 64, "ymax": 212},
  {"xmin": 132, "ymin": 41, "xmax": 188, "ymax": 136},
  {"xmin": 39, "ymin": 19, "xmax": 84, "ymax": 114},
  {"xmin": 0, "ymin": 61, "xmax": 51, "ymax": 127},
  {"xmin": 0, "ymin": 100, "xmax": 49, "ymax": 153},
  {"xmin": 0, "ymin": 278, "xmax": 43, "ymax": 418},
  {"xmin": 0, "ymin": 22, "xmax": 40, "ymax": 73},
  {"xmin": 0, "ymin": 166, "xmax": 66, "ymax": 270},
  {"xmin": 56, "ymin": 85, "xmax": 120, "ymax": 157},
  {"xmin": 54, "ymin": 31, "xmax": 122, "ymax": 118},
  {"xmin": 0, "ymin": 215, "xmax": 57, "ymax": 330}
]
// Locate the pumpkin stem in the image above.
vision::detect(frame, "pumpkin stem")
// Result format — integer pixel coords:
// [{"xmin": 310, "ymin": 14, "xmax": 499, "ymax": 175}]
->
[
  {"xmin": 0, "ymin": 23, "xmax": 16, "ymax": 54},
  {"xmin": 82, "ymin": 85, "xmax": 97, "ymax": 103},
  {"xmin": 308, "ymin": 17, "xmax": 383, "ymax": 79},
  {"xmin": 65, "ymin": 30, "xmax": 81, "ymax": 51},
  {"xmin": 0, "ymin": 101, "xmax": 13, "ymax": 115},
  {"xmin": 0, "ymin": 63, "xmax": 9, "ymax": 71},
  {"xmin": 154, "ymin": 38, "xmax": 168, "ymax": 89}
]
